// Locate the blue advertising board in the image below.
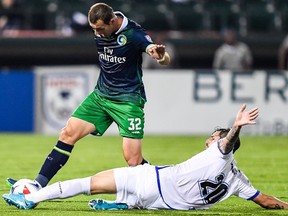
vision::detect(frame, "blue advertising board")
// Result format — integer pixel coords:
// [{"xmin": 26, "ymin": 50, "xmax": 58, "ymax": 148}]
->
[{"xmin": 0, "ymin": 70, "xmax": 34, "ymax": 132}]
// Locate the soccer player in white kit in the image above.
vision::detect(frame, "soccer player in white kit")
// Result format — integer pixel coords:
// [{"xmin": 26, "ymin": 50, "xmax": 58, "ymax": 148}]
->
[{"xmin": 3, "ymin": 104, "xmax": 288, "ymax": 210}]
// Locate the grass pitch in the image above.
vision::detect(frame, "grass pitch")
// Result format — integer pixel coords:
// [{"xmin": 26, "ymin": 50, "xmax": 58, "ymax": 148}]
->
[{"xmin": 0, "ymin": 134, "xmax": 287, "ymax": 215}]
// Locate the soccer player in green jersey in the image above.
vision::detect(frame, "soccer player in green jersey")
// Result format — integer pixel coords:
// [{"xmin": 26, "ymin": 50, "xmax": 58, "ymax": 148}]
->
[{"xmin": 7, "ymin": 2, "xmax": 171, "ymax": 188}]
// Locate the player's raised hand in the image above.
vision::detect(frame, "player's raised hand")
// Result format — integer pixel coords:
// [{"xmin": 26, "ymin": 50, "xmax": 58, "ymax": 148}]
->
[
  {"xmin": 147, "ymin": 44, "xmax": 166, "ymax": 60},
  {"xmin": 235, "ymin": 104, "xmax": 259, "ymax": 127}
]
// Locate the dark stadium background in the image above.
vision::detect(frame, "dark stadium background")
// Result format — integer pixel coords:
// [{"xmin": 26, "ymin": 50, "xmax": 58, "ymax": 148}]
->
[
  {"xmin": 1, "ymin": 0, "xmax": 288, "ymax": 132},
  {"xmin": 0, "ymin": 0, "xmax": 287, "ymax": 69}
]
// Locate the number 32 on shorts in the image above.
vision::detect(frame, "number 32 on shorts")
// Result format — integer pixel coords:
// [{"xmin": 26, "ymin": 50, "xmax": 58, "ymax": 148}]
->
[{"xmin": 128, "ymin": 118, "xmax": 142, "ymax": 131}]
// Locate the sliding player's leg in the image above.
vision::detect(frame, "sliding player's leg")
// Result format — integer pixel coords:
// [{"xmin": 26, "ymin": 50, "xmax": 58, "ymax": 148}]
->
[{"xmin": 3, "ymin": 169, "xmax": 117, "ymax": 209}]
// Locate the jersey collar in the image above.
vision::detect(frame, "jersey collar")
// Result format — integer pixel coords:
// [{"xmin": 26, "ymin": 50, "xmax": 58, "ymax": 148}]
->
[{"xmin": 114, "ymin": 11, "xmax": 128, "ymax": 34}]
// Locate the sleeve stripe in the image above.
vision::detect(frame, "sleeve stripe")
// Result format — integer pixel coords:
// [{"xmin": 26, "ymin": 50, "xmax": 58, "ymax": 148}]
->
[{"xmin": 247, "ymin": 190, "xmax": 260, "ymax": 200}]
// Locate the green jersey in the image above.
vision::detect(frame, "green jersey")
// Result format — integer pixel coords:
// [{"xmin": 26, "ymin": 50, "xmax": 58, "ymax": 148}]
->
[{"xmin": 94, "ymin": 12, "xmax": 154, "ymax": 105}]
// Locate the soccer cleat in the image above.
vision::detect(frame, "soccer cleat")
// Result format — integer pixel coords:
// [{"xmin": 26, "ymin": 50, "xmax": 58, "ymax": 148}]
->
[
  {"xmin": 2, "ymin": 193, "xmax": 36, "ymax": 210},
  {"xmin": 6, "ymin": 178, "xmax": 17, "ymax": 188},
  {"xmin": 88, "ymin": 199, "xmax": 128, "ymax": 210}
]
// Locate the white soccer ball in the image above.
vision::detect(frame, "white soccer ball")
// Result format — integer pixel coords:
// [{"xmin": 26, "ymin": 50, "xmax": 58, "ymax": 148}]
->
[{"xmin": 10, "ymin": 179, "xmax": 40, "ymax": 195}]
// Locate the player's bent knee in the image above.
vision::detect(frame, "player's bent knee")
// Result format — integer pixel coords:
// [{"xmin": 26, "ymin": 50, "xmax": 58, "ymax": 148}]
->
[{"xmin": 59, "ymin": 127, "xmax": 77, "ymax": 145}]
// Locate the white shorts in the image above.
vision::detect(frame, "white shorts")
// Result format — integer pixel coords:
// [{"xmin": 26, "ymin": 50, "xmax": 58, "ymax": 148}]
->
[{"xmin": 113, "ymin": 164, "xmax": 167, "ymax": 209}]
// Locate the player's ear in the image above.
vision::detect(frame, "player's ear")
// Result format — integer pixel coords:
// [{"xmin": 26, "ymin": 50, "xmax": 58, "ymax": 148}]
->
[{"xmin": 109, "ymin": 18, "xmax": 116, "ymax": 25}]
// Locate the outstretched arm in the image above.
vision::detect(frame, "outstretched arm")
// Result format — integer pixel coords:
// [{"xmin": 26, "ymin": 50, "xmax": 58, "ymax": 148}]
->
[
  {"xmin": 147, "ymin": 44, "xmax": 171, "ymax": 65},
  {"xmin": 253, "ymin": 193, "xmax": 288, "ymax": 209},
  {"xmin": 219, "ymin": 104, "xmax": 259, "ymax": 153}
]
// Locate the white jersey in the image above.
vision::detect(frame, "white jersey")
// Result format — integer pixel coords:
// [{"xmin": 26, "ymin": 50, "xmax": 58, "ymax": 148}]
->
[{"xmin": 114, "ymin": 141, "xmax": 259, "ymax": 210}]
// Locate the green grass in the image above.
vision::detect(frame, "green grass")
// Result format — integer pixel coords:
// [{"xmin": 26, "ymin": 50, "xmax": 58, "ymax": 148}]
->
[{"xmin": 0, "ymin": 134, "xmax": 287, "ymax": 215}]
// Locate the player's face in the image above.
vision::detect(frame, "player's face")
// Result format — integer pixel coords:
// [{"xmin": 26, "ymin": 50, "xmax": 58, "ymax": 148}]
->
[
  {"xmin": 205, "ymin": 131, "xmax": 221, "ymax": 149},
  {"xmin": 89, "ymin": 19, "xmax": 115, "ymax": 38}
]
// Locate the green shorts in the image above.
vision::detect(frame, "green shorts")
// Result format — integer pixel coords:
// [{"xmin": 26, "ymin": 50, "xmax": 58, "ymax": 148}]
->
[{"xmin": 72, "ymin": 91, "xmax": 145, "ymax": 139}]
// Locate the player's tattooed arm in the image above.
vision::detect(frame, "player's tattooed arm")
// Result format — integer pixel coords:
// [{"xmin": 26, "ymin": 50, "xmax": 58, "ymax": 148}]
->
[
  {"xmin": 219, "ymin": 104, "xmax": 258, "ymax": 154},
  {"xmin": 219, "ymin": 126, "xmax": 240, "ymax": 154},
  {"xmin": 273, "ymin": 204, "xmax": 285, "ymax": 209},
  {"xmin": 253, "ymin": 193, "xmax": 288, "ymax": 209}
]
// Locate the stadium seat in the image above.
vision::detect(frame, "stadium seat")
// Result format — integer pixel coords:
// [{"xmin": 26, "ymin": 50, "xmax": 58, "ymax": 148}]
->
[
  {"xmin": 245, "ymin": 0, "xmax": 278, "ymax": 33},
  {"xmin": 275, "ymin": 0, "xmax": 288, "ymax": 32},
  {"xmin": 203, "ymin": 0, "xmax": 239, "ymax": 31},
  {"xmin": 127, "ymin": 1, "xmax": 172, "ymax": 31},
  {"xmin": 167, "ymin": 0, "xmax": 206, "ymax": 32},
  {"xmin": 21, "ymin": 0, "xmax": 49, "ymax": 30}
]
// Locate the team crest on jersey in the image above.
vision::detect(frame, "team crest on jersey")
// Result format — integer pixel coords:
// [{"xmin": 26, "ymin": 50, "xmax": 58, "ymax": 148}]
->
[
  {"xmin": 117, "ymin": 34, "xmax": 127, "ymax": 46},
  {"xmin": 145, "ymin": 35, "xmax": 153, "ymax": 43}
]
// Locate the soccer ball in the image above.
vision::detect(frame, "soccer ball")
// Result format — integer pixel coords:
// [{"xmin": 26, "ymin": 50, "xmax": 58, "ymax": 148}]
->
[{"xmin": 10, "ymin": 179, "xmax": 40, "ymax": 195}]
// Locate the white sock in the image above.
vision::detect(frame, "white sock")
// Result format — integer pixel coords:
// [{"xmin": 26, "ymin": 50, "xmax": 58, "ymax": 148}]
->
[{"xmin": 25, "ymin": 177, "xmax": 91, "ymax": 203}]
